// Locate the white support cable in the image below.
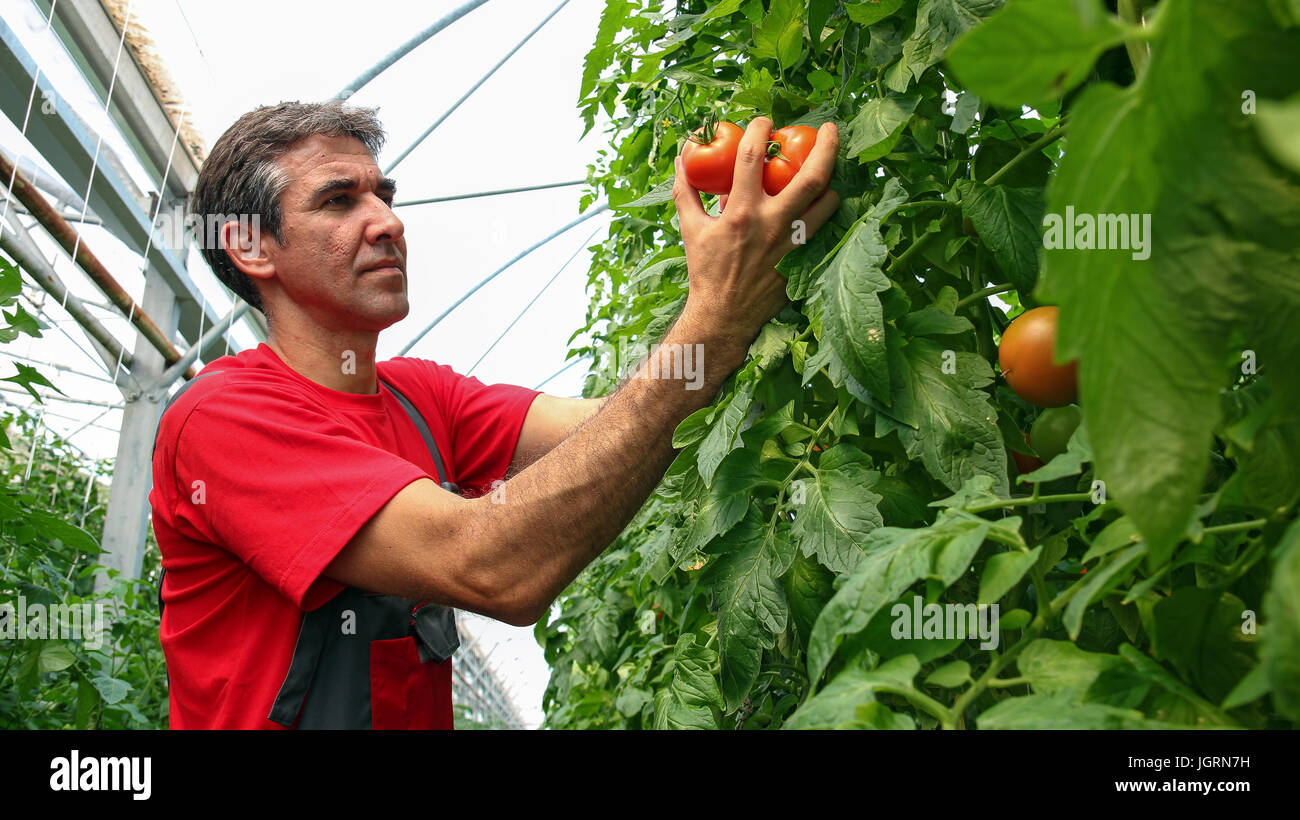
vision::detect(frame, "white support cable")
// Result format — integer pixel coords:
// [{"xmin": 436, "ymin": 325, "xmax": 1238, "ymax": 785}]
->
[
  {"xmin": 532, "ymin": 355, "xmax": 589, "ymax": 391},
  {"xmin": 465, "ymin": 224, "xmax": 603, "ymax": 376},
  {"xmin": 65, "ymin": 0, "xmax": 135, "ymax": 300},
  {"xmin": 0, "ymin": 0, "xmax": 59, "ymax": 235}
]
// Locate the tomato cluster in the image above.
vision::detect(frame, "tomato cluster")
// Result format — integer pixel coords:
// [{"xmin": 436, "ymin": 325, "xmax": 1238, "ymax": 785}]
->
[{"xmin": 680, "ymin": 120, "xmax": 819, "ymax": 202}]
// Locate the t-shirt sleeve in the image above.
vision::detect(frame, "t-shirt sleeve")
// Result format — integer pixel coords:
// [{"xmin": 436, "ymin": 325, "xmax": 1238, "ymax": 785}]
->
[
  {"xmin": 418, "ymin": 361, "xmax": 542, "ymax": 498},
  {"xmin": 169, "ymin": 382, "xmax": 431, "ymax": 609}
]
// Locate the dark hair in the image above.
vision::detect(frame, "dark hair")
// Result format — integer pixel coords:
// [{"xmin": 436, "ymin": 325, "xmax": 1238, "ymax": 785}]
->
[{"xmin": 188, "ymin": 101, "xmax": 387, "ymax": 320}]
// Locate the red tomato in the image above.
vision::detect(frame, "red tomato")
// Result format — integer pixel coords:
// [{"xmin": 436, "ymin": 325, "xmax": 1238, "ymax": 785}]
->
[
  {"xmin": 680, "ymin": 121, "xmax": 745, "ymax": 195},
  {"xmin": 762, "ymin": 125, "xmax": 819, "ymax": 195},
  {"xmin": 998, "ymin": 306, "xmax": 1078, "ymax": 408}
]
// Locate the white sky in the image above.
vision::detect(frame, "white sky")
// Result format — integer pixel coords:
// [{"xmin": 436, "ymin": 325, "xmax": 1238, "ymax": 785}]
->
[{"xmin": 1, "ymin": 0, "xmax": 625, "ymax": 728}]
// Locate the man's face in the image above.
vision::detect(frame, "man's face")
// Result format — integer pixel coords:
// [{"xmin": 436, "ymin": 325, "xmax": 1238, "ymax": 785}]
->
[{"xmin": 264, "ymin": 133, "xmax": 408, "ymax": 333}]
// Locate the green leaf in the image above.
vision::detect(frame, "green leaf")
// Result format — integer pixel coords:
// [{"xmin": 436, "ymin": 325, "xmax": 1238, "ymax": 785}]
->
[
  {"xmin": 653, "ymin": 634, "xmax": 723, "ymax": 729},
  {"xmin": 1063, "ymin": 543, "xmax": 1146, "ymax": 640},
  {"xmin": 947, "ymin": 0, "xmax": 1129, "ymax": 107},
  {"xmin": 845, "ymin": 95, "xmax": 919, "ymax": 161},
  {"xmin": 672, "ymin": 406, "xmax": 714, "ymax": 449},
  {"xmin": 898, "ymin": 306, "xmax": 975, "ymax": 336},
  {"xmin": 616, "ymin": 177, "xmax": 676, "ymax": 210},
  {"xmin": 953, "ymin": 180, "xmax": 1044, "ymax": 296},
  {"xmin": 38, "ymin": 643, "xmax": 75, "ymax": 674},
  {"xmin": 1150, "ymin": 589, "xmax": 1254, "ymax": 704},
  {"xmin": 753, "ymin": 0, "xmax": 805, "ymax": 69},
  {"xmin": 786, "ymin": 655, "xmax": 921, "ymax": 729},
  {"xmin": 820, "ymin": 179, "xmax": 907, "ymax": 402},
  {"xmin": 1261, "ymin": 518, "xmax": 1300, "ymax": 721},
  {"xmin": 926, "ymin": 659, "xmax": 971, "ymax": 688},
  {"xmin": 1080, "ymin": 515, "xmax": 1142, "ymax": 564},
  {"xmin": 697, "ymin": 380, "xmax": 755, "ymax": 485},
  {"xmin": 1256, "ymin": 94, "xmax": 1300, "ymax": 175},
  {"xmin": 845, "ymin": 0, "xmax": 905, "ymax": 26},
  {"xmin": 1036, "ymin": 0, "xmax": 1300, "ymax": 564},
  {"xmin": 807, "ymin": 509, "xmax": 995, "ymax": 684},
  {"xmin": 785, "ymin": 552, "xmax": 836, "ymax": 648},
  {"xmin": 711, "ymin": 510, "xmax": 798, "ymax": 712},
  {"xmin": 91, "ymin": 674, "xmax": 132, "ymax": 705},
  {"xmin": 681, "ymin": 448, "xmax": 764, "ymax": 553},
  {"xmin": 793, "ymin": 443, "xmax": 885, "ymax": 573},
  {"xmin": 889, "ymin": 0, "xmax": 1006, "ymax": 92},
  {"xmin": 977, "ymin": 690, "xmax": 1172, "ymax": 729},
  {"xmin": 1017, "ymin": 638, "xmax": 1123, "ymax": 694},
  {"xmin": 886, "ymin": 337, "xmax": 1010, "ymax": 496},
  {"xmin": 978, "ymin": 546, "xmax": 1042, "ymax": 605}
]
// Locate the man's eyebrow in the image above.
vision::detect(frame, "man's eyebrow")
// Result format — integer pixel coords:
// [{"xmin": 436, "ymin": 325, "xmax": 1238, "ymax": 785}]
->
[{"xmin": 310, "ymin": 176, "xmax": 398, "ymax": 201}]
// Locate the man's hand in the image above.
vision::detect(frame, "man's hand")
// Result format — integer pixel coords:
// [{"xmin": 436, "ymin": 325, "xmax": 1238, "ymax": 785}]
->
[{"xmin": 672, "ymin": 117, "xmax": 840, "ymax": 345}]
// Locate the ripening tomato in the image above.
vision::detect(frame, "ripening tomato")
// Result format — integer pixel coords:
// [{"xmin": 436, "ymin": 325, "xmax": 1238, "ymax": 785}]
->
[
  {"xmin": 762, "ymin": 125, "xmax": 819, "ymax": 195},
  {"xmin": 998, "ymin": 306, "xmax": 1078, "ymax": 408},
  {"xmin": 680, "ymin": 121, "xmax": 745, "ymax": 195},
  {"xmin": 1030, "ymin": 405, "xmax": 1082, "ymax": 462}
]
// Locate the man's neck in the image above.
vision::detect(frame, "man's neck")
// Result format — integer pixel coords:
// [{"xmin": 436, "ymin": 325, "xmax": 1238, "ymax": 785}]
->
[{"xmin": 266, "ymin": 325, "xmax": 382, "ymax": 395}]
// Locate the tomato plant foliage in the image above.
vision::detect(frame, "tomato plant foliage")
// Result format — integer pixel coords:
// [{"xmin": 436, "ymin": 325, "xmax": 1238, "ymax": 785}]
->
[{"xmin": 537, "ymin": 0, "xmax": 1300, "ymax": 729}]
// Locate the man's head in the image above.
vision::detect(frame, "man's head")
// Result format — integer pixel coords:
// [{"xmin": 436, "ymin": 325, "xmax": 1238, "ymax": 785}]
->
[{"xmin": 190, "ymin": 101, "xmax": 408, "ymax": 332}]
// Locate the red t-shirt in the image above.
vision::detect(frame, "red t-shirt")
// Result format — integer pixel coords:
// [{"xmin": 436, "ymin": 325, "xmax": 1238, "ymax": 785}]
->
[{"xmin": 149, "ymin": 343, "xmax": 541, "ymax": 729}]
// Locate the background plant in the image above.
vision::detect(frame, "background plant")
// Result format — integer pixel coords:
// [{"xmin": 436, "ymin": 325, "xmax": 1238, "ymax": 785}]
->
[
  {"xmin": 0, "ymin": 254, "xmax": 167, "ymax": 729},
  {"xmin": 535, "ymin": 0, "xmax": 1300, "ymax": 729}
]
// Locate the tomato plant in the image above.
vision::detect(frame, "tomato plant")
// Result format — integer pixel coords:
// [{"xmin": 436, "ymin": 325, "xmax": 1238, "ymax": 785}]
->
[
  {"xmin": 547, "ymin": 0, "xmax": 1300, "ymax": 731},
  {"xmin": 1030, "ymin": 405, "xmax": 1082, "ymax": 462},
  {"xmin": 679, "ymin": 120, "xmax": 744, "ymax": 195},
  {"xmin": 762, "ymin": 125, "xmax": 819, "ymax": 195},
  {"xmin": 998, "ymin": 306, "xmax": 1078, "ymax": 408}
]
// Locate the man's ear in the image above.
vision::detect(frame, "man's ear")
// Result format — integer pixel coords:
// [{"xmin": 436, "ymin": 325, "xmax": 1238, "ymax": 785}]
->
[{"xmin": 219, "ymin": 218, "xmax": 275, "ymax": 283}]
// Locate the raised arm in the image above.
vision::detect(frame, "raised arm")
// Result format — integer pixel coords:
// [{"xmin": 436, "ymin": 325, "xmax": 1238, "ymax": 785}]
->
[{"xmin": 326, "ymin": 118, "xmax": 840, "ymax": 625}]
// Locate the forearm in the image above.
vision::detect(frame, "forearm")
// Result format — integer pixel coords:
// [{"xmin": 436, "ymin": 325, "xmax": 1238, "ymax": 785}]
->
[{"xmin": 463, "ymin": 310, "xmax": 749, "ymax": 622}]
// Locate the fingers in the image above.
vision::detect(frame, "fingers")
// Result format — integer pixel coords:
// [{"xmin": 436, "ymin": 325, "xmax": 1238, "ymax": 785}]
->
[
  {"xmin": 773, "ymin": 121, "xmax": 840, "ymax": 216},
  {"xmin": 770, "ymin": 187, "xmax": 842, "ymax": 260},
  {"xmin": 672, "ymin": 156, "xmax": 707, "ymax": 233},
  {"xmin": 728, "ymin": 116, "xmax": 774, "ymax": 208}
]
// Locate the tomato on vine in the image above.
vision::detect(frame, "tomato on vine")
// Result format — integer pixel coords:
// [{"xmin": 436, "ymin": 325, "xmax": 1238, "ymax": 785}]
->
[
  {"xmin": 762, "ymin": 125, "xmax": 819, "ymax": 195},
  {"xmin": 1030, "ymin": 405, "xmax": 1082, "ymax": 461},
  {"xmin": 998, "ymin": 306, "xmax": 1078, "ymax": 407},
  {"xmin": 680, "ymin": 120, "xmax": 744, "ymax": 195}
]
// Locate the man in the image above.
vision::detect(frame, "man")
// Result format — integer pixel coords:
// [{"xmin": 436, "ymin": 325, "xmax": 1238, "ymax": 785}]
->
[{"xmin": 149, "ymin": 101, "xmax": 839, "ymax": 729}]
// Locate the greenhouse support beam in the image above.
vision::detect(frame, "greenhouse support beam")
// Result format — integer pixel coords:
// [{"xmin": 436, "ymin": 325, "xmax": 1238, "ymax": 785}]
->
[
  {"xmin": 142, "ymin": 301, "xmax": 250, "ymax": 402},
  {"xmin": 0, "ymin": 148, "xmax": 195, "ymax": 382},
  {"xmin": 384, "ymin": 0, "xmax": 571, "ymax": 174},
  {"xmin": 95, "ymin": 260, "xmax": 185, "ymax": 596},
  {"xmin": 398, "ymin": 201, "xmax": 609, "ymax": 355},
  {"xmin": 0, "ymin": 210, "xmax": 135, "ymax": 384},
  {"xmin": 394, "ymin": 179, "xmax": 586, "ymax": 208},
  {"xmin": 334, "ymin": 0, "xmax": 491, "ymax": 100}
]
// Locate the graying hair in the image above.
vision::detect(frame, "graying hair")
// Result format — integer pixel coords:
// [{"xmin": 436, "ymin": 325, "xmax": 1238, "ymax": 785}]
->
[{"xmin": 189, "ymin": 101, "xmax": 387, "ymax": 320}]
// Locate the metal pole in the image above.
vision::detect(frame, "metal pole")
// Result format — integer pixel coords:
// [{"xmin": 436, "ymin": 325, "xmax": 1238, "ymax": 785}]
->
[
  {"xmin": 398, "ymin": 201, "xmax": 608, "ymax": 355},
  {"xmin": 384, "ymin": 0, "xmax": 571, "ymax": 174},
  {"xmin": 142, "ymin": 301, "xmax": 250, "ymax": 401},
  {"xmin": 394, "ymin": 180, "xmax": 586, "ymax": 208},
  {"xmin": 334, "ymin": 0, "xmax": 491, "ymax": 100},
  {"xmin": 0, "ymin": 149, "xmax": 195, "ymax": 379}
]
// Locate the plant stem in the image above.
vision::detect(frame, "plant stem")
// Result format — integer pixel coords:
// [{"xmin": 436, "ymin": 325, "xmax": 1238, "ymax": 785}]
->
[
  {"xmin": 1200, "ymin": 518, "xmax": 1267, "ymax": 537},
  {"xmin": 967, "ymin": 491, "xmax": 1094, "ymax": 514},
  {"xmin": 956, "ymin": 283, "xmax": 1015, "ymax": 310},
  {"xmin": 878, "ymin": 684, "xmax": 953, "ymax": 725},
  {"xmin": 984, "ymin": 123, "xmax": 1067, "ymax": 186},
  {"xmin": 987, "ymin": 676, "xmax": 1031, "ymax": 688}
]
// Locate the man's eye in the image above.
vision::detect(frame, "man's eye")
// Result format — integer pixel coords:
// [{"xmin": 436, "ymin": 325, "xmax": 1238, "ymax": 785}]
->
[{"xmin": 325, "ymin": 195, "xmax": 349, "ymax": 206}]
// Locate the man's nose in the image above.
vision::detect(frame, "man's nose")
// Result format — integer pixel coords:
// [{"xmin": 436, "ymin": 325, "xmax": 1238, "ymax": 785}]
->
[{"xmin": 367, "ymin": 195, "xmax": 405, "ymax": 245}]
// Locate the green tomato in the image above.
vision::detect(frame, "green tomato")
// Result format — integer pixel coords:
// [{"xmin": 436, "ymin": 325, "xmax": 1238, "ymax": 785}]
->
[{"xmin": 1029, "ymin": 405, "xmax": 1082, "ymax": 462}]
